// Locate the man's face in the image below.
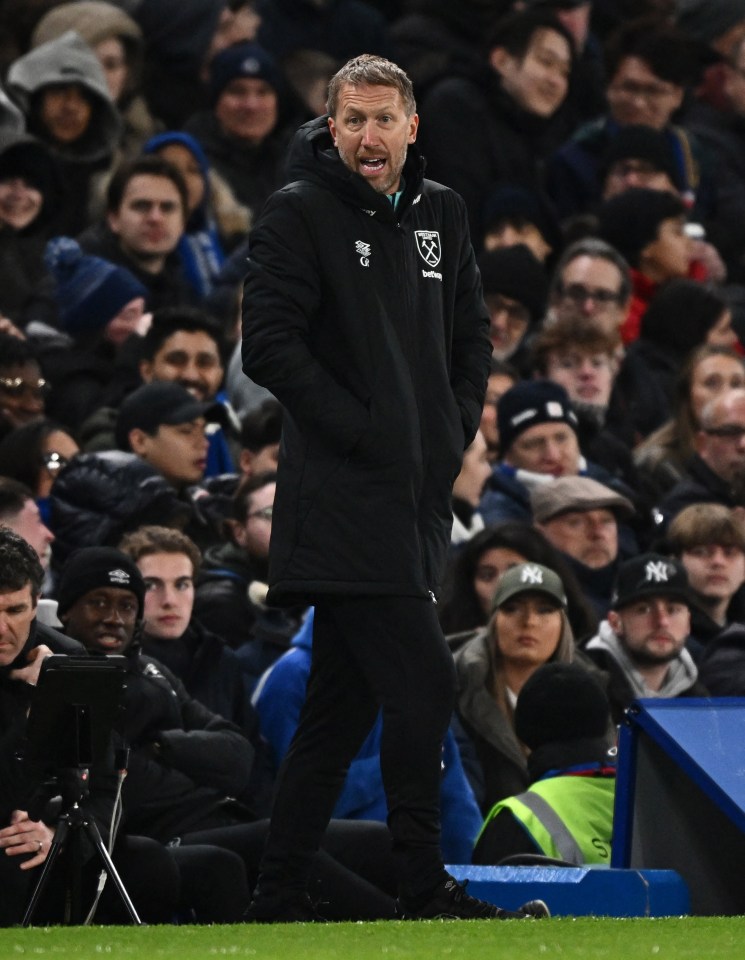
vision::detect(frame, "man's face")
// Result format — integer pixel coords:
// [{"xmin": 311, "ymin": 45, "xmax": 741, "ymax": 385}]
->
[
  {"xmin": 504, "ymin": 421, "xmax": 580, "ymax": 477},
  {"xmin": 491, "ymin": 27, "xmax": 571, "ymax": 118},
  {"xmin": 545, "ymin": 348, "xmax": 615, "ymax": 409},
  {"xmin": 0, "ymin": 584, "xmax": 36, "ymax": 667},
  {"xmin": 609, "ymin": 596, "xmax": 690, "ymax": 665},
  {"xmin": 540, "ymin": 508, "xmax": 619, "ymax": 569},
  {"xmin": 2, "ymin": 499, "xmax": 54, "ymax": 570},
  {"xmin": 328, "ymin": 83, "xmax": 419, "ymax": 196},
  {"xmin": 486, "ymin": 294, "xmax": 531, "ymax": 360},
  {"xmin": 107, "ymin": 174, "xmax": 185, "ymax": 263},
  {"xmin": 40, "ymin": 84, "xmax": 92, "ymax": 144},
  {"xmin": 0, "ymin": 361, "xmax": 46, "ymax": 428},
  {"xmin": 130, "ymin": 419, "xmax": 210, "ymax": 487},
  {"xmin": 232, "ymin": 481, "xmax": 275, "ymax": 558},
  {"xmin": 697, "ymin": 393, "xmax": 745, "ymax": 488},
  {"xmin": 62, "ymin": 587, "xmax": 138, "ymax": 654},
  {"xmin": 640, "ymin": 216, "xmax": 692, "ymax": 282},
  {"xmin": 607, "ymin": 56, "xmax": 684, "ymax": 130},
  {"xmin": 552, "ymin": 256, "xmax": 627, "ymax": 334},
  {"xmin": 681, "ymin": 544, "xmax": 745, "ymax": 609},
  {"xmin": 138, "ymin": 551, "xmax": 194, "ymax": 640},
  {"xmin": 140, "ymin": 331, "xmax": 223, "ymax": 402},
  {"xmin": 215, "ymin": 77, "xmax": 278, "ymax": 143}
]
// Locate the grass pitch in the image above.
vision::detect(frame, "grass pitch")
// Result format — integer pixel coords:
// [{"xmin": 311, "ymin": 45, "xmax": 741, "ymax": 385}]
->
[{"xmin": 2, "ymin": 917, "xmax": 745, "ymax": 960}]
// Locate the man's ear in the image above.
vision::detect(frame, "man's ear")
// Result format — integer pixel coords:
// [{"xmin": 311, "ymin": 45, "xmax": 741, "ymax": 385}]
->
[
  {"xmin": 327, "ymin": 114, "xmax": 337, "ymax": 147},
  {"xmin": 138, "ymin": 358, "xmax": 153, "ymax": 383},
  {"xmin": 128, "ymin": 427, "xmax": 149, "ymax": 456},
  {"xmin": 489, "ymin": 46, "xmax": 511, "ymax": 77},
  {"xmin": 106, "ymin": 208, "xmax": 120, "ymax": 235},
  {"xmin": 607, "ymin": 609, "xmax": 623, "ymax": 636},
  {"xmin": 226, "ymin": 517, "xmax": 246, "ymax": 548}
]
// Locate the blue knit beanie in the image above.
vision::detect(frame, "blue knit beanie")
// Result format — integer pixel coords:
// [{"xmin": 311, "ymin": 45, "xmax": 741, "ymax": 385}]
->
[
  {"xmin": 44, "ymin": 236, "xmax": 148, "ymax": 337},
  {"xmin": 208, "ymin": 42, "xmax": 282, "ymax": 105}
]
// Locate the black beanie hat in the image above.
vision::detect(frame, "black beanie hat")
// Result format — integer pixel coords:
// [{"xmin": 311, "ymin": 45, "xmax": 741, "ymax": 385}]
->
[
  {"xmin": 209, "ymin": 42, "xmax": 282, "ymax": 106},
  {"xmin": 478, "ymin": 244, "xmax": 549, "ymax": 325},
  {"xmin": 602, "ymin": 125, "xmax": 683, "ymax": 192},
  {"xmin": 596, "ymin": 188, "xmax": 687, "ymax": 268},
  {"xmin": 57, "ymin": 546, "xmax": 145, "ymax": 618},
  {"xmin": 515, "ymin": 662, "xmax": 610, "ymax": 750},
  {"xmin": 497, "ymin": 379, "xmax": 578, "ymax": 454}
]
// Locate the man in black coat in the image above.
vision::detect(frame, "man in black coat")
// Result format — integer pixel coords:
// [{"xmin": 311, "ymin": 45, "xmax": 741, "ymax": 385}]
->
[
  {"xmin": 0, "ymin": 529, "xmax": 113, "ymax": 925},
  {"xmin": 241, "ymin": 54, "xmax": 547, "ymax": 921}
]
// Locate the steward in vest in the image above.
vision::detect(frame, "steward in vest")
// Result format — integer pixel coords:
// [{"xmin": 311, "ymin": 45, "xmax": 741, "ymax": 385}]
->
[{"xmin": 473, "ymin": 661, "xmax": 616, "ymax": 865}]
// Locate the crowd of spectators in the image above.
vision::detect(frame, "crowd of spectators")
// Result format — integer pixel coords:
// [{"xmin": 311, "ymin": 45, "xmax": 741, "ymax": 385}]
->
[{"xmin": 3, "ymin": 0, "xmax": 745, "ymax": 926}]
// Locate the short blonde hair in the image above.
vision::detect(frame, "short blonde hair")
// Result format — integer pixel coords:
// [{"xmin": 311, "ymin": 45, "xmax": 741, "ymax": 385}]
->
[{"xmin": 327, "ymin": 54, "xmax": 416, "ymax": 118}]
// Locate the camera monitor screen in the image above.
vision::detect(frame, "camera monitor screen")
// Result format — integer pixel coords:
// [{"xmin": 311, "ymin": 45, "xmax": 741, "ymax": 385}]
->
[{"xmin": 25, "ymin": 655, "xmax": 128, "ymax": 768}]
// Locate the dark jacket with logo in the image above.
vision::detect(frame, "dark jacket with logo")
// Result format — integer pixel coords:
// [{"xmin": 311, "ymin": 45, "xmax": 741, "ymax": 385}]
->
[{"xmin": 241, "ymin": 116, "xmax": 491, "ymax": 604}]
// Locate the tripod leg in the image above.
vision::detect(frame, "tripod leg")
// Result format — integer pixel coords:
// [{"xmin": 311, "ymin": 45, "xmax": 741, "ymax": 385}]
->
[
  {"xmin": 22, "ymin": 818, "xmax": 70, "ymax": 927},
  {"xmin": 83, "ymin": 819, "xmax": 143, "ymax": 925}
]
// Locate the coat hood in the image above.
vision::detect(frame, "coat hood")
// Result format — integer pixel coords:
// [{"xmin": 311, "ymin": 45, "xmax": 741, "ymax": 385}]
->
[
  {"xmin": 0, "ymin": 83, "xmax": 24, "ymax": 134},
  {"xmin": 32, "ymin": 1, "xmax": 143, "ymax": 52},
  {"xmin": 7, "ymin": 30, "xmax": 122, "ymax": 162},
  {"xmin": 143, "ymin": 130, "xmax": 212, "ymax": 222},
  {"xmin": 284, "ymin": 114, "xmax": 426, "ymax": 222}
]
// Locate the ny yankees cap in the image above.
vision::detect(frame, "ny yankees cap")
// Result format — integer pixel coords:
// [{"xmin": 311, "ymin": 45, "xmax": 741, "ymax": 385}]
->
[
  {"xmin": 611, "ymin": 552, "xmax": 691, "ymax": 611},
  {"xmin": 491, "ymin": 562, "xmax": 567, "ymax": 612}
]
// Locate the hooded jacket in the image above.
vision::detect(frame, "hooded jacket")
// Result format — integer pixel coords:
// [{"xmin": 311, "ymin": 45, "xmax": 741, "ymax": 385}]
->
[
  {"xmin": 584, "ymin": 619, "xmax": 706, "ymax": 724},
  {"xmin": 241, "ymin": 115, "xmax": 491, "ymax": 603},
  {"xmin": 31, "ymin": 1, "xmax": 160, "ymax": 158},
  {"xmin": 7, "ymin": 31, "xmax": 123, "ymax": 233},
  {"xmin": 7, "ymin": 31, "xmax": 122, "ymax": 166}
]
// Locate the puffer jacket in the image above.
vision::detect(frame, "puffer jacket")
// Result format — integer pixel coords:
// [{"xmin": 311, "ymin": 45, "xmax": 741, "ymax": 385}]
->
[
  {"xmin": 48, "ymin": 451, "xmax": 191, "ymax": 571},
  {"xmin": 242, "ymin": 115, "xmax": 491, "ymax": 604}
]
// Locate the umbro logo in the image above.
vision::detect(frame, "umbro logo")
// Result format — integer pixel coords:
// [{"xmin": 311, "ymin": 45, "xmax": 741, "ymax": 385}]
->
[{"xmin": 356, "ymin": 240, "xmax": 371, "ymax": 267}]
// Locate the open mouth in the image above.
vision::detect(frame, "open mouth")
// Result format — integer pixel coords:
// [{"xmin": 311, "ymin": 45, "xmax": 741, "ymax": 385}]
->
[
  {"xmin": 359, "ymin": 158, "xmax": 386, "ymax": 174},
  {"xmin": 95, "ymin": 632, "xmax": 126, "ymax": 648}
]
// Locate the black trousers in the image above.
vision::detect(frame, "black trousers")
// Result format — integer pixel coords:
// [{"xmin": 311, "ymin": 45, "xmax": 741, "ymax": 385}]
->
[{"xmin": 255, "ymin": 595, "xmax": 456, "ymax": 903}]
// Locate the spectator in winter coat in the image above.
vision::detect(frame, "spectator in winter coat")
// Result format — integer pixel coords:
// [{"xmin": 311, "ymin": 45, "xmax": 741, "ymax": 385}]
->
[
  {"xmin": 6, "ymin": 30, "xmax": 122, "ymax": 235},
  {"xmin": 584, "ymin": 553, "xmax": 707, "ymax": 724}
]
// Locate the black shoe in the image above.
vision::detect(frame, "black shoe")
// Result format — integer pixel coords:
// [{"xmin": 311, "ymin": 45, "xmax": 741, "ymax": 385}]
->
[
  {"xmin": 245, "ymin": 892, "xmax": 326, "ymax": 923},
  {"xmin": 395, "ymin": 877, "xmax": 550, "ymax": 920}
]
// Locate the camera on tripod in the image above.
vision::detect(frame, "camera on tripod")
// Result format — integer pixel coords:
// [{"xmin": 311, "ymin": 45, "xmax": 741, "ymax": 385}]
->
[{"xmin": 21, "ymin": 654, "xmax": 141, "ymax": 926}]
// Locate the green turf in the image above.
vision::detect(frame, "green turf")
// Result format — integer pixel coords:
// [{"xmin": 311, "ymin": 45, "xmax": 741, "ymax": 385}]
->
[{"xmin": 2, "ymin": 917, "xmax": 745, "ymax": 960}]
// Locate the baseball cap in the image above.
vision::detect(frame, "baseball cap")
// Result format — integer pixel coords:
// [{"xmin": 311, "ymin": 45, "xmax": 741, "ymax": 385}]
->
[
  {"xmin": 611, "ymin": 553, "xmax": 691, "ymax": 610},
  {"xmin": 116, "ymin": 381, "xmax": 227, "ymax": 450},
  {"xmin": 491, "ymin": 562, "xmax": 567, "ymax": 612},
  {"xmin": 531, "ymin": 476, "xmax": 635, "ymax": 524}
]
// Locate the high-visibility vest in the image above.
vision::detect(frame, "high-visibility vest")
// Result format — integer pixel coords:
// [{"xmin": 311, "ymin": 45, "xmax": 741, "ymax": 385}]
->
[{"xmin": 479, "ymin": 775, "xmax": 615, "ymax": 865}]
